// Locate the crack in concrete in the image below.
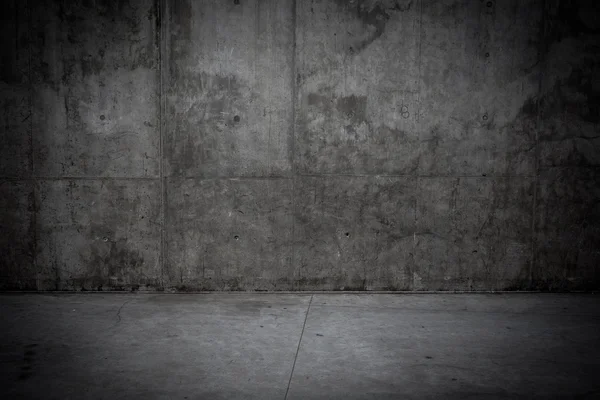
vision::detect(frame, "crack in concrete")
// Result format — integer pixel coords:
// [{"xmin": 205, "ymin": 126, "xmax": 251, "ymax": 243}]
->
[{"xmin": 115, "ymin": 298, "xmax": 135, "ymax": 325}]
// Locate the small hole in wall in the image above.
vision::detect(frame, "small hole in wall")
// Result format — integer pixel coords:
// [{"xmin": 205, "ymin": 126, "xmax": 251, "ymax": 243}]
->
[
  {"xmin": 234, "ymin": 235, "xmax": 240, "ymax": 240},
  {"xmin": 482, "ymin": 114, "xmax": 488, "ymax": 121},
  {"xmin": 233, "ymin": 115, "xmax": 240, "ymax": 122},
  {"xmin": 486, "ymin": 1, "xmax": 493, "ymax": 7},
  {"xmin": 485, "ymin": 52, "xmax": 490, "ymax": 58},
  {"xmin": 100, "ymin": 115, "xmax": 105, "ymax": 120},
  {"xmin": 345, "ymin": 232, "xmax": 350, "ymax": 237}
]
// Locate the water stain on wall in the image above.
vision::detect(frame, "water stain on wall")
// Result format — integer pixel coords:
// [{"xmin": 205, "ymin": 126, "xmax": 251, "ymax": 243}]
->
[{"xmin": 332, "ymin": 0, "xmax": 413, "ymax": 51}]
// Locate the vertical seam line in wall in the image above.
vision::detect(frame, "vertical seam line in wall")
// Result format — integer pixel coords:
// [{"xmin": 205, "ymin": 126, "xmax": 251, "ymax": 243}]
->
[
  {"xmin": 530, "ymin": 0, "xmax": 546, "ymax": 289},
  {"xmin": 28, "ymin": 0, "xmax": 34, "ymax": 177},
  {"xmin": 159, "ymin": 0, "xmax": 166, "ymax": 289},
  {"xmin": 290, "ymin": 0, "xmax": 297, "ymax": 289},
  {"xmin": 28, "ymin": 0, "xmax": 38, "ymax": 290},
  {"xmin": 413, "ymin": 0, "xmax": 424, "ymax": 290}
]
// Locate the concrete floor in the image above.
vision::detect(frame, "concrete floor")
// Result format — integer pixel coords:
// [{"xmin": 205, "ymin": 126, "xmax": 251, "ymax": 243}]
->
[{"xmin": 1, "ymin": 294, "xmax": 599, "ymax": 399}]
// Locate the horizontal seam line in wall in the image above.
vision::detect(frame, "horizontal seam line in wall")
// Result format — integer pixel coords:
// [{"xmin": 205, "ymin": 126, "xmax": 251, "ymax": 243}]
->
[
  {"xmin": 538, "ymin": 165, "xmax": 600, "ymax": 169},
  {"xmin": 5, "ymin": 170, "xmax": 600, "ymax": 181},
  {"xmin": 167, "ymin": 176, "xmax": 293, "ymax": 180},
  {"xmin": 0, "ymin": 176, "xmax": 160, "ymax": 181},
  {"xmin": 0, "ymin": 176, "xmax": 293, "ymax": 181},
  {"xmin": 297, "ymin": 174, "xmax": 537, "ymax": 178},
  {"xmin": 2, "ymin": 290, "xmax": 596, "ymax": 295}
]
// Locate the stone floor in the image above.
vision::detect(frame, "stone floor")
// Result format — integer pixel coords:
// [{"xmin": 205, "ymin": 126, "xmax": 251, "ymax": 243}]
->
[{"xmin": 1, "ymin": 293, "xmax": 599, "ymax": 399}]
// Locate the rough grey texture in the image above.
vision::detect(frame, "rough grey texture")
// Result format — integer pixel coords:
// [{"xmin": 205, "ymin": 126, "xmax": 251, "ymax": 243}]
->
[
  {"xmin": 31, "ymin": 0, "xmax": 160, "ymax": 178},
  {"xmin": 0, "ymin": 1, "xmax": 31, "ymax": 178},
  {"xmin": 290, "ymin": 294, "xmax": 600, "ymax": 399},
  {"xmin": 0, "ymin": 181, "xmax": 35, "ymax": 290},
  {"xmin": 415, "ymin": 176, "xmax": 534, "ymax": 291},
  {"xmin": 0, "ymin": 294, "xmax": 311, "ymax": 399},
  {"xmin": 165, "ymin": 0, "xmax": 294, "ymax": 178},
  {"xmin": 295, "ymin": 0, "xmax": 420, "ymax": 175},
  {"xmin": 1, "ymin": 294, "xmax": 599, "ymax": 398},
  {"xmin": 0, "ymin": 0, "xmax": 598, "ymax": 291},
  {"xmin": 294, "ymin": 176, "xmax": 416, "ymax": 290},
  {"xmin": 165, "ymin": 177, "xmax": 294, "ymax": 291},
  {"xmin": 418, "ymin": 0, "xmax": 541, "ymax": 177},
  {"xmin": 533, "ymin": 0, "xmax": 600, "ymax": 290},
  {"xmin": 36, "ymin": 179, "xmax": 161, "ymax": 291}
]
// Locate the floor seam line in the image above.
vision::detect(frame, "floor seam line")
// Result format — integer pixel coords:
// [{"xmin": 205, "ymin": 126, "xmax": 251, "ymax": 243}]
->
[{"xmin": 284, "ymin": 294, "xmax": 312, "ymax": 400}]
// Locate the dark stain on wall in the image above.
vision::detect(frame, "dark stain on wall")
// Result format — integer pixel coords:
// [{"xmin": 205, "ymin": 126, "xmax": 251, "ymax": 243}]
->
[
  {"xmin": 307, "ymin": 92, "xmax": 367, "ymax": 124},
  {"xmin": 0, "ymin": 182, "xmax": 36, "ymax": 290},
  {"xmin": 531, "ymin": 0, "xmax": 600, "ymax": 290},
  {"xmin": 332, "ymin": 0, "xmax": 413, "ymax": 51},
  {"xmin": 34, "ymin": 179, "xmax": 161, "ymax": 292},
  {"xmin": 298, "ymin": 84, "xmax": 421, "ymax": 175},
  {"xmin": 55, "ymin": 0, "xmax": 156, "ymax": 71},
  {"xmin": 86, "ymin": 227, "xmax": 145, "ymax": 290},
  {"xmin": 541, "ymin": 67, "xmax": 600, "ymax": 125},
  {"xmin": 546, "ymin": 0, "xmax": 600, "ymax": 42},
  {"xmin": 167, "ymin": 0, "xmax": 193, "ymax": 77},
  {"xmin": 336, "ymin": 95, "xmax": 368, "ymax": 125},
  {"xmin": 534, "ymin": 168, "xmax": 600, "ymax": 291}
]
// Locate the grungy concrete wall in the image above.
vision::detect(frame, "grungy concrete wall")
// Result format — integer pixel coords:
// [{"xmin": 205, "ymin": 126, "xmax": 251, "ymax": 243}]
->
[{"xmin": 0, "ymin": 0, "xmax": 598, "ymax": 291}]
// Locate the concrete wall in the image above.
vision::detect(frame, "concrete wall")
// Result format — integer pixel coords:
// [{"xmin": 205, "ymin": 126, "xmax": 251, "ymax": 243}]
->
[{"xmin": 1, "ymin": 0, "xmax": 598, "ymax": 291}]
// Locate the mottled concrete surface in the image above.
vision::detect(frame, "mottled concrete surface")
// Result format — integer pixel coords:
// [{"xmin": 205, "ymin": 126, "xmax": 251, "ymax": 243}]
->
[
  {"xmin": 414, "ymin": 177, "xmax": 534, "ymax": 291},
  {"xmin": 0, "ymin": 0, "xmax": 599, "ymax": 291},
  {"xmin": 35, "ymin": 180, "xmax": 161, "ymax": 291},
  {"xmin": 295, "ymin": 0, "xmax": 420, "ymax": 175},
  {"xmin": 0, "ymin": 181, "xmax": 35, "ymax": 290},
  {"xmin": 165, "ymin": 177, "xmax": 294, "ymax": 291},
  {"xmin": 533, "ymin": 0, "xmax": 600, "ymax": 290},
  {"xmin": 294, "ymin": 176, "xmax": 416, "ymax": 290},
  {"xmin": 165, "ymin": 0, "xmax": 294, "ymax": 178},
  {"xmin": 0, "ymin": 1, "xmax": 31, "ymax": 178},
  {"xmin": 1, "ymin": 294, "xmax": 599, "ymax": 399},
  {"xmin": 418, "ymin": 0, "xmax": 541, "ymax": 177},
  {"xmin": 31, "ymin": 0, "xmax": 160, "ymax": 178}
]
